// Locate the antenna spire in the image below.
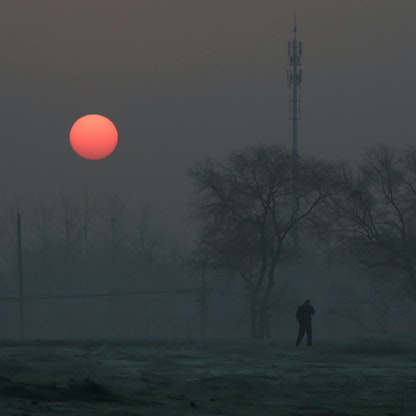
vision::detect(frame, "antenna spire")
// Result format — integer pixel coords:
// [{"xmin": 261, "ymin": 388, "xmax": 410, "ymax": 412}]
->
[
  {"xmin": 287, "ymin": 14, "xmax": 302, "ymax": 169},
  {"xmin": 287, "ymin": 14, "xmax": 302, "ymax": 242}
]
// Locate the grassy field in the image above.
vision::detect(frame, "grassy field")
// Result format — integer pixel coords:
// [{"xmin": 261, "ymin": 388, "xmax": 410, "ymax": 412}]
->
[{"xmin": 0, "ymin": 336, "xmax": 415, "ymax": 415}]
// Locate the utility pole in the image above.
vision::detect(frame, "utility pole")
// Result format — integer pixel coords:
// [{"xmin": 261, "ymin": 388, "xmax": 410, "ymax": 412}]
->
[
  {"xmin": 17, "ymin": 212, "xmax": 24, "ymax": 339},
  {"xmin": 287, "ymin": 13, "xmax": 302, "ymax": 203},
  {"xmin": 200, "ymin": 264, "xmax": 207, "ymax": 338}
]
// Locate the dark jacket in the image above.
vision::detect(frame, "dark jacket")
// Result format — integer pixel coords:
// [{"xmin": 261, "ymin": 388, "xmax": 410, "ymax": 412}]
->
[{"xmin": 296, "ymin": 303, "xmax": 315, "ymax": 323}]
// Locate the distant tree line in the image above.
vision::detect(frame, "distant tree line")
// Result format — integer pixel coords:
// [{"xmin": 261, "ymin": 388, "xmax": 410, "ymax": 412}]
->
[
  {"xmin": 1, "ymin": 144, "xmax": 416, "ymax": 339},
  {"xmin": 0, "ymin": 192, "xmax": 190, "ymax": 300}
]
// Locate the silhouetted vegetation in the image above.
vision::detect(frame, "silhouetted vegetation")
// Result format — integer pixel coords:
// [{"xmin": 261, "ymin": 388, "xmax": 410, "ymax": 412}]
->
[
  {"xmin": 188, "ymin": 144, "xmax": 416, "ymax": 339},
  {"xmin": 0, "ymin": 144, "xmax": 416, "ymax": 339}
]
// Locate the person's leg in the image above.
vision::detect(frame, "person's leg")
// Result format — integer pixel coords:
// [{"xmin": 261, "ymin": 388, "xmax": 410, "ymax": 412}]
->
[
  {"xmin": 306, "ymin": 323, "xmax": 312, "ymax": 346},
  {"xmin": 296, "ymin": 323, "xmax": 305, "ymax": 346}
]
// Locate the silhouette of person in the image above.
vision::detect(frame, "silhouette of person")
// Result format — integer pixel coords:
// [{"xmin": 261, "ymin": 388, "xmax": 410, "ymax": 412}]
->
[{"xmin": 295, "ymin": 299, "xmax": 315, "ymax": 346}]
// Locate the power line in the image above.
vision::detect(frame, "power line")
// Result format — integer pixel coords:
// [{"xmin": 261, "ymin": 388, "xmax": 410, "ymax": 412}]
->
[
  {"xmin": 0, "ymin": 286, "xmax": 246, "ymax": 302},
  {"xmin": 0, "ymin": 288, "xmax": 199, "ymax": 301}
]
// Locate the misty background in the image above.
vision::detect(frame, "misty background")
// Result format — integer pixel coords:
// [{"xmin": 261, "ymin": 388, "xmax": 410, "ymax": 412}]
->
[{"xmin": 0, "ymin": 0, "xmax": 415, "ymax": 339}]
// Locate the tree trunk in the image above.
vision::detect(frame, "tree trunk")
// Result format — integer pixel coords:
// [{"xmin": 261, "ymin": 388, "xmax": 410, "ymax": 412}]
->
[
  {"xmin": 258, "ymin": 252, "xmax": 278, "ymax": 340},
  {"xmin": 406, "ymin": 264, "xmax": 416, "ymax": 305},
  {"xmin": 258, "ymin": 309, "xmax": 266, "ymax": 339},
  {"xmin": 258, "ymin": 307, "xmax": 271, "ymax": 340},
  {"xmin": 265, "ymin": 314, "xmax": 271, "ymax": 339},
  {"xmin": 250, "ymin": 293, "xmax": 258, "ymax": 339}
]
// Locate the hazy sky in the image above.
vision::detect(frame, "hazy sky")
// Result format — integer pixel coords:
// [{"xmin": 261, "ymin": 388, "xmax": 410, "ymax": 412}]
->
[{"xmin": 0, "ymin": 0, "xmax": 415, "ymax": 224}]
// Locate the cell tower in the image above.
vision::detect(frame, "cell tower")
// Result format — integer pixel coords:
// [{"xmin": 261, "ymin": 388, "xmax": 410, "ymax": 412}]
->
[{"xmin": 287, "ymin": 13, "xmax": 302, "ymax": 184}]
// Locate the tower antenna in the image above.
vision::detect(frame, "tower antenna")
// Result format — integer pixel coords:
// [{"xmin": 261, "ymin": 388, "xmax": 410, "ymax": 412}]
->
[
  {"xmin": 294, "ymin": 12, "xmax": 297, "ymax": 33},
  {"xmin": 287, "ymin": 13, "xmax": 302, "ymax": 238}
]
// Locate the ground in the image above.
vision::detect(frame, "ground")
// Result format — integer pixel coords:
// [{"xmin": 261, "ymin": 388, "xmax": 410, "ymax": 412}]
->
[{"xmin": 0, "ymin": 336, "xmax": 415, "ymax": 415}]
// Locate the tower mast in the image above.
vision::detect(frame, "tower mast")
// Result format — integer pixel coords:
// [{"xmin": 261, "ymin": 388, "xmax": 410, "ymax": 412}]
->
[{"xmin": 287, "ymin": 13, "xmax": 302, "ymax": 190}]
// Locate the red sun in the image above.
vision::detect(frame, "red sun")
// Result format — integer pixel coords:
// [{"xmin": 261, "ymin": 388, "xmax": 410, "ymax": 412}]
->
[{"xmin": 69, "ymin": 114, "xmax": 118, "ymax": 160}]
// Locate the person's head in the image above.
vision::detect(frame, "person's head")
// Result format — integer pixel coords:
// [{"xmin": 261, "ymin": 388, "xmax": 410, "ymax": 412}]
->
[{"xmin": 304, "ymin": 299, "xmax": 310, "ymax": 305}]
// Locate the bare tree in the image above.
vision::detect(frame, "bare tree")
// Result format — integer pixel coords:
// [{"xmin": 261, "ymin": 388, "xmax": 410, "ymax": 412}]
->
[
  {"xmin": 79, "ymin": 188, "xmax": 97, "ymax": 266},
  {"xmin": 329, "ymin": 145, "xmax": 416, "ymax": 305},
  {"xmin": 34, "ymin": 199, "xmax": 57, "ymax": 267},
  {"xmin": 189, "ymin": 145, "xmax": 335, "ymax": 339},
  {"xmin": 323, "ymin": 279, "xmax": 391, "ymax": 335},
  {"xmin": 60, "ymin": 195, "xmax": 81, "ymax": 264},
  {"xmin": 133, "ymin": 203, "xmax": 161, "ymax": 263},
  {"xmin": 98, "ymin": 192, "xmax": 126, "ymax": 268}
]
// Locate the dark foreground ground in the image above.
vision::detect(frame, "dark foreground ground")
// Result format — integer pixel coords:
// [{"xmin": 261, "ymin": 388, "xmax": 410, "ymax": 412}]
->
[{"xmin": 0, "ymin": 336, "xmax": 415, "ymax": 415}]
